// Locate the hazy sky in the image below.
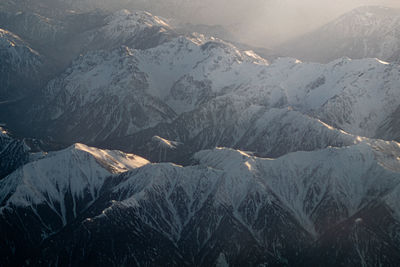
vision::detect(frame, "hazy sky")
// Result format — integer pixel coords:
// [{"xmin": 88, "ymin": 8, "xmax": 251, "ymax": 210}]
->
[
  {"xmin": 241, "ymin": 0, "xmax": 400, "ymax": 46},
  {"xmin": 165, "ymin": 0, "xmax": 400, "ymax": 47},
  {"xmin": 79, "ymin": 0, "xmax": 400, "ymax": 47}
]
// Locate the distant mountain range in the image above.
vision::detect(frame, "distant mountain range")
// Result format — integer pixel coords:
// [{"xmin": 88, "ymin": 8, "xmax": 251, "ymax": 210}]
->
[{"xmin": 279, "ymin": 6, "xmax": 400, "ymax": 63}]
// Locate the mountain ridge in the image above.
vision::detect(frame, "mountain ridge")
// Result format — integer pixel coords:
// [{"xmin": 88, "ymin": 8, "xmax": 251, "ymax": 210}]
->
[
  {"xmin": 278, "ymin": 6, "xmax": 400, "ymax": 63},
  {"xmin": 1, "ymin": 140, "xmax": 399, "ymax": 266}
]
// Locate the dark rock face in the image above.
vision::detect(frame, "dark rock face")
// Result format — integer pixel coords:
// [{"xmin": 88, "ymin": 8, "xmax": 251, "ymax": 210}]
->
[
  {"xmin": 0, "ymin": 131, "xmax": 29, "ymax": 179},
  {"xmin": 0, "ymin": 28, "xmax": 42, "ymax": 102},
  {"xmin": 301, "ymin": 204, "xmax": 400, "ymax": 267},
  {"xmin": 376, "ymin": 105, "xmax": 400, "ymax": 142}
]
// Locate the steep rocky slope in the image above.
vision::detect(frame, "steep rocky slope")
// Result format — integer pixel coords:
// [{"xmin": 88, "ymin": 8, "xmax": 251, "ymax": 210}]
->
[
  {"xmin": 0, "ymin": 128, "xmax": 29, "ymax": 179},
  {"xmin": 0, "ymin": 29, "xmax": 42, "ymax": 101}
]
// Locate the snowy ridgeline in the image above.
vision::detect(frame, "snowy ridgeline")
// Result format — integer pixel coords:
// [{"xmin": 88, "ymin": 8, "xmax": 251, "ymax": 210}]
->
[
  {"xmin": 279, "ymin": 6, "xmax": 400, "ymax": 63},
  {"xmin": 0, "ymin": 143, "xmax": 149, "ymax": 222},
  {"xmin": 0, "ymin": 139, "xmax": 400, "ymax": 265},
  {"xmin": 31, "ymin": 8, "xmax": 400, "ymax": 145},
  {"xmin": 1, "ymin": 8, "xmax": 399, "ymax": 145}
]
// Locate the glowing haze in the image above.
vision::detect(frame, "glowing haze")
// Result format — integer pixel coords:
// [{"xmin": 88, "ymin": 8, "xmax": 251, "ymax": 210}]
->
[
  {"xmin": 68, "ymin": 0, "xmax": 400, "ymax": 46},
  {"xmin": 166, "ymin": 0, "xmax": 400, "ymax": 47},
  {"xmin": 243, "ymin": 0, "xmax": 400, "ymax": 46}
]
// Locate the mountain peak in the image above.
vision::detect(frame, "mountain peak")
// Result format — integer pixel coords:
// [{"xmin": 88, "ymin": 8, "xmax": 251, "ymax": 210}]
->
[
  {"xmin": 332, "ymin": 5, "xmax": 400, "ymax": 28},
  {"xmin": 279, "ymin": 6, "xmax": 400, "ymax": 62},
  {"xmin": 0, "ymin": 143, "xmax": 149, "ymax": 221},
  {"xmin": 105, "ymin": 9, "xmax": 171, "ymax": 31},
  {"xmin": 84, "ymin": 8, "xmax": 176, "ymax": 51},
  {"xmin": 67, "ymin": 143, "xmax": 150, "ymax": 173},
  {"xmin": 349, "ymin": 5, "xmax": 400, "ymax": 16}
]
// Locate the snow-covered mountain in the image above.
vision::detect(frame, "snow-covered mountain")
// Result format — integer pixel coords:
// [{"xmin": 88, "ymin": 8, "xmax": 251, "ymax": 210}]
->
[
  {"xmin": 0, "ymin": 11, "xmax": 66, "ymax": 48},
  {"xmin": 4, "ymin": 8, "xmax": 395, "ymax": 145},
  {"xmin": 174, "ymin": 22, "xmax": 235, "ymax": 42},
  {"xmin": 1, "ymin": 140, "xmax": 399, "ymax": 266},
  {"xmin": 1, "ymin": 4, "xmax": 400, "ymax": 266},
  {"xmin": 0, "ymin": 143, "xmax": 149, "ymax": 220},
  {"xmin": 279, "ymin": 6, "xmax": 400, "ymax": 63},
  {"xmin": 30, "ymin": 21, "xmax": 400, "ymax": 151},
  {"xmin": 84, "ymin": 9, "xmax": 176, "ymax": 51},
  {"xmin": 0, "ymin": 8, "xmax": 110, "ymax": 75},
  {"xmin": 0, "ymin": 28, "xmax": 42, "ymax": 100},
  {"xmin": 105, "ymin": 103, "xmax": 360, "ymax": 164},
  {"xmin": 31, "ymin": 32, "xmax": 267, "ymax": 143},
  {"xmin": 0, "ymin": 143, "xmax": 149, "ymax": 265}
]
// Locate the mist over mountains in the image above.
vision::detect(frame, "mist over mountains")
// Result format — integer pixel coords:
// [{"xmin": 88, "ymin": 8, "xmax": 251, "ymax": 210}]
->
[
  {"xmin": 1, "ymin": 1, "xmax": 400, "ymax": 266},
  {"xmin": 279, "ymin": 6, "xmax": 400, "ymax": 62},
  {"xmin": 3, "ymin": 0, "xmax": 400, "ymax": 46}
]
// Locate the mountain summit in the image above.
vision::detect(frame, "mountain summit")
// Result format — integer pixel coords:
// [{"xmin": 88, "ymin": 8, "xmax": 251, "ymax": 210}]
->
[{"xmin": 279, "ymin": 6, "xmax": 400, "ymax": 63}]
